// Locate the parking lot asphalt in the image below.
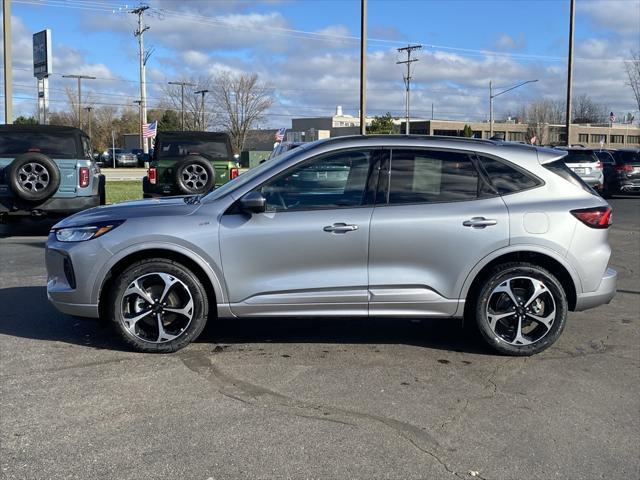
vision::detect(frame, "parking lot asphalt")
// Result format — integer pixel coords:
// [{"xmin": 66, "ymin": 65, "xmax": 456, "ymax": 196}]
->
[{"xmin": 0, "ymin": 197, "xmax": 638, "ymax": 480}]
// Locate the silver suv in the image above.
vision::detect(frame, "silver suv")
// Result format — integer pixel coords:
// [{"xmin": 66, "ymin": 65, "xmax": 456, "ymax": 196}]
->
[{"xmin": 46, "ymin": 136, "xmax": 617, "ymax": 355}]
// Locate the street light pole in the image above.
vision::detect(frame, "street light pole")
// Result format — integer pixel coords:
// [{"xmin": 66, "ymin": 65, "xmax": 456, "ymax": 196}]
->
[
  {"xmin": 489, "ymin": 79, "xmax": 538, "ymax": 138},
  {"xmin": 359, "ymin": 0, "xmax": 367, "ymax": 135},
  {"xmin": 169, "ymin": 81, "xmax": 196, "ymax": 131},
  {"xmin": 84, "ymin": 106, "xmax": 93, "ymax": 139},
  {"xmin": 194, "ymin": 89, "xmax": 209, "ymax": 130},
  {"xmin": 62, "ymin": 74, "xmax": 95, "ymax": 129},
  {"xmin": 565, "ymin": 0, "xmax": 575, "ymax": 146},
  {"xmin": 133, "ymin": 100, "xmax": 142, "ymax": 150},
  {"xmin": 3, "ymin": 0, "xmax": 12, "ymax": 124}
]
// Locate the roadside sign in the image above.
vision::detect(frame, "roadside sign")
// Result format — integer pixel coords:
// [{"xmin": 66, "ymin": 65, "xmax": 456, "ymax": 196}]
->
[{"xmin": 33, "ymin": 29, "xmax": 52, "ymax": 79}]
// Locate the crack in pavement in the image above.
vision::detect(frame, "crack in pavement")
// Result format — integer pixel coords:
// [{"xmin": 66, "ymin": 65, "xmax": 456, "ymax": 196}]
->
[{"xmin": 179, "ymin": 351, "xmax": 473, "ymax": 478}]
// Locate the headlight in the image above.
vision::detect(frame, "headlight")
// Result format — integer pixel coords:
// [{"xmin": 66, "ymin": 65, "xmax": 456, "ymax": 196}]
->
[{"xmin": 52, "ymin": 220, "xmax": 124, "ymax": 242}]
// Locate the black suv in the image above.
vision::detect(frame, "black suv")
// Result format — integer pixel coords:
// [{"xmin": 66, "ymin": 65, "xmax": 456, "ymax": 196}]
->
[
  {"xmin": 0, "ymin": 125, "xmax": 105, "ymax": 222},
  {"xmin": 143, "ymin": 131, "xmax": 238, "ymax": 198}
]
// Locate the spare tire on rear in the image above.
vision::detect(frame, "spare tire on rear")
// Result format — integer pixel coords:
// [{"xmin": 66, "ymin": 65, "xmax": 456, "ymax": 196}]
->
[
  {"xmin": 7, "ymin": 153, "xmax": 61, "ymax": 203},
  {"xmin": 174, "ymin": 156, "xmax": 215, "ymax": 195}
]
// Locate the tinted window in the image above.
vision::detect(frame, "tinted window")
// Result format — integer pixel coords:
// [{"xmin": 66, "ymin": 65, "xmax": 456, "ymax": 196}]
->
[
  {"xmin": 388, "ymin": 149, "xmax": 479, "ymax": 204},
  {"xmin": 0, "ymin": 133, "xmax": 78, "ymax": 158},
  {"xmin": 477, "ymin": 155, "xmax": 540, "ymax": 194},
  {"xmin": 595, "ymin": 151, "xmax": 615, "ymax": 164},
  {"xmin": 544, "ymin": 160, "xmax": 595, "ymax": 194},
  {"xmin": 158, "ymin": 140, "xmax": 230, "ymax": 159},
  {"xmin": 614, "ymin": 151, "xmax": 640, "ymax": 164},
  {"xmin": 563, "ymin": 151, "xmax": 598, "ymax": 164},
  {"xmin": 261, "ymin": 150, "xmax": 373, "ymax": 211}
]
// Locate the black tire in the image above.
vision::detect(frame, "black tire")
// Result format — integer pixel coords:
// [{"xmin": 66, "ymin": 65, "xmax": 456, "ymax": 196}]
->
[
  {"xmin": 7, "ymin": 153, "xmax": 61, "ymax": 203},
  {"xmin": 108, "ymin": 258, "xmax": 209, "ymax": 353},
  {"xmin": 98, "ymin": 174, "xmax": 106, "ymax": 205},
  {"xmin": 174, "ymin": 157, "xmax": 215, "ymax": 195},
  {"xmin": 473, "ymin": 262, "xmax": 568, "ymax": 356}
]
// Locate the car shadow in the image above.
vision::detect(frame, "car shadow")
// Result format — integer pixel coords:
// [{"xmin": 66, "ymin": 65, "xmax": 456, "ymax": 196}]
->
[
  {"xmin": 0, "ymin": 218, "xmax": 58, "ymax": 238},
  {"xmin": 0, "ymin": 285, "xmax": 493, "ymax": 355}
]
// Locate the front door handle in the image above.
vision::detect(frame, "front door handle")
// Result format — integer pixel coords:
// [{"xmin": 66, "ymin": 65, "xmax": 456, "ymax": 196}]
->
[
  {"xmin": 463, "ymin": 217, "xmax": 497, "ymax": 228},
  {"xmin": 323, "ymin": 222, "xmax": 359, "ymax": 233}
]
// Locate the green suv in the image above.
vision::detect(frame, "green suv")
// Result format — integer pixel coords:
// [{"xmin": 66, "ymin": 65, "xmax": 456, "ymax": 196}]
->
[
  {"xmin": 143, "ymin": 131, "xmax": 238, "ymax": 197},
  {"xmin": 0, "ymin": 124, "xmax": 105, "ymax": 222}
]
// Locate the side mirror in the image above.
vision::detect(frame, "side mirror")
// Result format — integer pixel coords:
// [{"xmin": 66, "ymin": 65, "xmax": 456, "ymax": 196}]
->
[{"xmin": 239, "ymin": 191, "xmax": 266, "ymax": 214}]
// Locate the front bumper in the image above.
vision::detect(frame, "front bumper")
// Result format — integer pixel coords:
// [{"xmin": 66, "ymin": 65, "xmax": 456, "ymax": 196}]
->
[
  {"xmin": 574, "ymin": 267, "xmax": 617, "ymax": 311},
  {"xmin": 46, "ymin": 237, "xmax": 111, "ymax": 318}
]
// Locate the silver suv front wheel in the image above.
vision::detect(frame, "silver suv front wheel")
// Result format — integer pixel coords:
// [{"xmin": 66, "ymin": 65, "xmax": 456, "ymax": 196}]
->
[{"xmin": 109, "ymin": 258, "xmax": 209, "ymax": 353}]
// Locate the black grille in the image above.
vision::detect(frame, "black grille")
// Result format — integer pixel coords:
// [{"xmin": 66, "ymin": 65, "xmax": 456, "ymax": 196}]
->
[{"xmin": 63, "ymin": 256, "xmax": 76, "ymax": 289}]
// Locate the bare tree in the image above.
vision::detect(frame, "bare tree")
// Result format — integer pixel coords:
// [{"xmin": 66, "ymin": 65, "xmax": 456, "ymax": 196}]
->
[
  {"xmin": 522, "ymin": 98, "xmax": 565, "ymax": 144},
  {"xmin": 572, "ymin": 94, "xmax": 608, "ymax": 124},
  {"xmin": 161, "ymin": 76, "xmax": 213, "ymax": 131},
  {"xmin": 625, "ymin": 50, "xmax": 640, "ymax": 115},
  {"xmin": 211, "ymin": 71, "xmax": 274, "ymax": 154}
]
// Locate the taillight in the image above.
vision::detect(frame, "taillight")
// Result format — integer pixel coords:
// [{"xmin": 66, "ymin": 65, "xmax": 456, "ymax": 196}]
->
[
  {"xmin": 79, "ymin": 167, "xmax": 90, "ymax": 188},
  {"xmin": 230, "ymin": 167, "xmax": 239, "ymax": 180},
  {"xmin": 615, "ymin": 164, "xmax": 633, "ymax": 172},
  {"xmin": 571, "ymin": 206, "xmax": 612, "ymax": 229},
  {"xmin": 148, "ymin": 167, "xmax": 157, "ymax": 184}
]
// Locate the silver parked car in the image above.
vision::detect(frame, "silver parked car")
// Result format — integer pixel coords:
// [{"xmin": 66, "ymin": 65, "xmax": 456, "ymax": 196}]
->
[
  {"xmin": 557, "ymin": 147, "xmax": 604, "ymax": 192},
  {"xmin": 46, "ymin": 136, "xmax": 617, "ymax": 355}
]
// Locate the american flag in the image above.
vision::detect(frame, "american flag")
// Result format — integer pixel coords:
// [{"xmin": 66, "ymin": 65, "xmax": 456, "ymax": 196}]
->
[
  {"xmin": 143, "ymin": 121, "xmax": 158, "ymax": 138},
  {"xmin": 274, "ymin": 127, "xmax": 286, "ymax": 142},
  {"xmin": 609, "ymin": 112, "xmax": 616, "ymax": 123}
]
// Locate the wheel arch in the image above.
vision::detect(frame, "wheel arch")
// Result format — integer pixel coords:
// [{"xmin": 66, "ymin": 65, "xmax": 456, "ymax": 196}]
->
[
  {"xmin": 461, "ymin": 247, "xmax": 580, "ymax": 316},
  {"xmin": 97, "ymin": 245, "xmax": 224, "ymax": 320}
]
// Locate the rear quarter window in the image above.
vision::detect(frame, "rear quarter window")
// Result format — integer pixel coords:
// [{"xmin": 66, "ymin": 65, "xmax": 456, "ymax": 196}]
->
[
  {"xmin": 544, "ymin": 160, "xmax": 595, "ymax": 194},
  {"xmin": 476, "ymin": 155, "xmax": 541, "ymax": 195}
]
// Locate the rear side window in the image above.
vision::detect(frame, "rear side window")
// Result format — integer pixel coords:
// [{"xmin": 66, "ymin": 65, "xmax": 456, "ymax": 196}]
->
[
  {"xmin": 544, "ymin": 160, "xmax": 595, "ymax": 194},
  {"xmin": 0, "ymin": 133, "xmax": 78, "ymax": 158},
  {"xmin": 563, "ymin": 151, "xmax": 598, "ymax": 164},
  {"xmin": 476, "ymin": 155, "xmax": 540, "ymax": 195},
  {"xmin": 614, "ymin": 151, "xmax": 640, "ymax": 164},
  {"xmin": 388, "ymin": 149, "xmax": 479, "ymax": 204}
]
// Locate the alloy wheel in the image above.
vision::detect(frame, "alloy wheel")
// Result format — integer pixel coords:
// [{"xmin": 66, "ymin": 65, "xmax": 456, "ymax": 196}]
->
[
  {"xmin": 486, "ymin": 276, "xmax": 557, "ymax": 346},
  {"xmin": 18, "ymin": 162, "xmax": 50, "ymax": 192},
  {"xmin": 120, "ymin": 272, "xmax": 194, "ymax": 343},
  {"xmin": 181, "ymin": 164, "xmax": 208, "ymax": 191}
]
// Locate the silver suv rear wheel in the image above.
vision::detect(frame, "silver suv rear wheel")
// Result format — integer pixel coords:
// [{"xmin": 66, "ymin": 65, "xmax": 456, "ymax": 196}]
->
[{"xmin": 475, "ymin": 263, "xmax": 568, "ymax": 356}]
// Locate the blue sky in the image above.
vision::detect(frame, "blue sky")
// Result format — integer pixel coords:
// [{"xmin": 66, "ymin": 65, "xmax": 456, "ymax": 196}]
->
[{"xmin": 2, "ymin": 0, "xmax": 639, "ymax": 125}]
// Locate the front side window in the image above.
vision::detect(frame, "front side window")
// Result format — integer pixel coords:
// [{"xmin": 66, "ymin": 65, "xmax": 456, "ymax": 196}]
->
[
  {"xmin": 260, "ymin": 149, "xmax": 374, "ymax": 211},
  {"xmin": 387, "ymin": 149, "xmax": 479, "ymax": 204}
]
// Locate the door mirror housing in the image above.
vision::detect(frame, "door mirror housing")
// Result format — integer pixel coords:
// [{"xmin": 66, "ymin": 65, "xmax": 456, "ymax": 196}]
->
[{"xmin": 239, "ymin": 191, "xmax": 266, "ymax": 214}]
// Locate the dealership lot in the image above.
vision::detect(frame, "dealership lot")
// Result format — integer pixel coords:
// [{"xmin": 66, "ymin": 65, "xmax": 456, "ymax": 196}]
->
[{"xmin": 0, "ymin": 198, "xmax": 638, "ymax": 479}]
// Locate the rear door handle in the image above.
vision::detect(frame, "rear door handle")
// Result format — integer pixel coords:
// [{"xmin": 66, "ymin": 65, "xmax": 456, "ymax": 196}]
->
[
  {"xmin": 323, "ymin": 222, "xmax": 359, "ymax": 233},
  {"xmin": 463, "ymin": 217, "xmax": 497, "ymax": 228}
]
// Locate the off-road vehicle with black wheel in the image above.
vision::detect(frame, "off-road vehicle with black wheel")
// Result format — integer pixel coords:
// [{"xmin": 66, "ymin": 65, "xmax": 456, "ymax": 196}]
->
[
  {"xmin": 0, "ymin": 125, "xmax": 105, "ymax": 223},
  {"xmin": 143, "ymin": 131, "xmax": 238, "ymax": 198}
]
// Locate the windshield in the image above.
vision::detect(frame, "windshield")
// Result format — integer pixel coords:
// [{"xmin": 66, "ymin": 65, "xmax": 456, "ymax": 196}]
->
[
  {"xmin": 0, "ymin": 132, "xmax": 78, "ymax": 158},
  {"xmin": 203, "ymin": 141, "xmax": 316, "ymax": 202},
  {"xmin": 158, "ymin": 139, "xmax": 230, "ymax": 160}
]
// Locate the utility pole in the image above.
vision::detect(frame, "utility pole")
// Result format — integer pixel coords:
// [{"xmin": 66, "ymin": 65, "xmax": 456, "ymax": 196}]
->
[
  {"xmin": 397, "ymin": 44, "xmax": 422, "ymax": 135},
  {"xmin": 359, "ymin": 0, "xmax": 367, "ymax": 135},
  {"xmin": 195, "ymin": 89, "xmax": 209, "ymax": 130},
  {"xmin": 84, "ymin": 106, "xmax": 93, "ymax": 139},
  {"xmin": 132, "ymin": 5, "xmax": 150, "ymax": 154},
  {"xmin": 62, "ymin": 74, "xmax": 95, "ymax": 129},
  {"xmin": 169, "ymin": 81, "xmax": 196, "ymax": 131},
  {"xmin": 565, "ymin": 0, "xmax": 575, "ymax": 146},
  {"xmin": 3, "ymin": 0, "xmax": 12, "ymax": 124},
  {"xmin": 133, "ymin": 100, "xmax": 142, "ymax": 150}
]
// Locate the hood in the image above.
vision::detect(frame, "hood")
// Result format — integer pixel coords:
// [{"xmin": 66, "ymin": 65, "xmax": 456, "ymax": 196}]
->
[{"xmin": 53, "ymin": 196, "xmax": 203, "ymax": 229}]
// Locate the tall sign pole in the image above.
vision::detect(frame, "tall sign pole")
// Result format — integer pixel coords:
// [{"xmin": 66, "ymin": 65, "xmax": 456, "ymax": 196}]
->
[
  {"xmin": 3, "ymin": 0, "xmax": 12, "ymax": 124},
  {"xmin": 359, "ymin": 0, "xmax": 367, "ymax": 135},
  {"xmin": 132, "ymin": 5, "xmax": 150, "ymax": 153},
  {"xmin": 33, "ymin": 29, "xmax": 52, "ymax": 124},
  {"xmin": 565, "ymin": 0, "xmax": 575, "ymax": 146}
]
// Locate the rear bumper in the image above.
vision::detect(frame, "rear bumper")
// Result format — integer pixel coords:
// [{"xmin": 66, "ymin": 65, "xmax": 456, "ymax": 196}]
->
[
  {"xmin": 574, "ymin": 268, "xmax": 617, "ymax": 311},
  {"xmin": 0, "ymin": 194, "xmax": 100, "ymax": 217}
]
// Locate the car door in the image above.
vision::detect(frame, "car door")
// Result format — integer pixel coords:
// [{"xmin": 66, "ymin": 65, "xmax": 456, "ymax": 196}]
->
[
  {"xmin": 368, "ymin": 147, "xmax": 509, "ymax": 317},
  {"xmin": 219, "ymin": 148, "xmax": 380, "ymax": 317}
]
